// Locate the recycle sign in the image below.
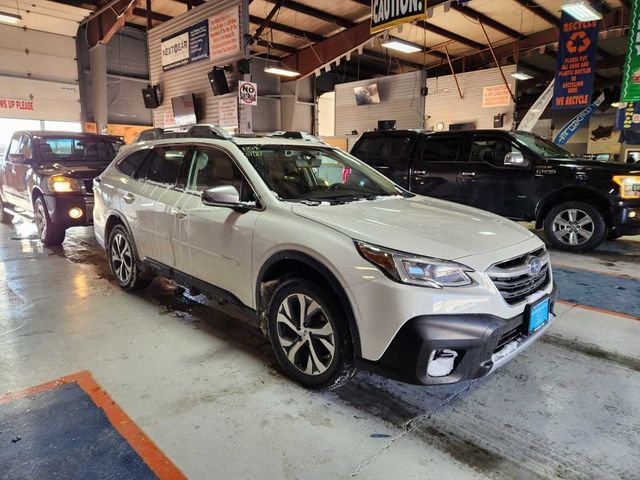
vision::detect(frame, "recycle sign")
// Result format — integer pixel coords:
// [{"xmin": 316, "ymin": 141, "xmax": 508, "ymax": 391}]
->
[{"xmin": 238, "ymin": 81, "xmax": 257, "ymax": 106}]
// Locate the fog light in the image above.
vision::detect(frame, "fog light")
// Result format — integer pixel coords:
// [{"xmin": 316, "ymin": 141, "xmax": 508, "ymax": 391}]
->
[
  {"xmin": 630, "ymin": 210, "xmax": 637, "ymax": 219},
  {"xmin": 427, "ymin": 349, "xmax": 458, "ymax": 377},
  {"xmin": 68, "ymin": 207, "xmax": 83, "ymax": 219}
]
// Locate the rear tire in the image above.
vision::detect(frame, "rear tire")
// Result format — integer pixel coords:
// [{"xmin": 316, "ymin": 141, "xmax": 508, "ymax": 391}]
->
[
  {"xmin": 543, "ymin": 201, "xmax": 606, "ymax": 252},
  {"xmin": 266, "ymin": 278, "xmax": 355, "ymax": 390},
  {"xmin": 0, "ymin": 197, "xmax": 13, "ymax": 224},
  {"xmin": 107, "ymin": 224, "xmax": 152, "ymax": 291},
  {"xmin": 34, "ymin": 196, "xmax": 65, "ymax": 246}
]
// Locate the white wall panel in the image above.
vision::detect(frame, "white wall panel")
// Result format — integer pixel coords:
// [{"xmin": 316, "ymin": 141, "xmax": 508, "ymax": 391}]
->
[
  {"xmin": 425, "ymin": 65, "xmax": 517, "ymax": 131},
  {"xmin": 334, "ymin": 71, "xmax": 425, "ymax": 135}
]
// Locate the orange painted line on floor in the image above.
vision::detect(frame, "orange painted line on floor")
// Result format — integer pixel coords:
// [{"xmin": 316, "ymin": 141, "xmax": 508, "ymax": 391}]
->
[
  {"xmin": 557, "ymin": 299, "xmax": 640, "ymax": 322},
  {"xmin": 552, "ymin": 263, "xmax": 640, "ymax": 280},
  {"xmin": 0, "ymin": 371, "xmax": 186, "ymax": 480}
]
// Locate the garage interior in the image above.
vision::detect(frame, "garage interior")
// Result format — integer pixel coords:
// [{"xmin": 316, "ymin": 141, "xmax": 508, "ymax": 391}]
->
[{"xmin": 0, "ymin": 0, "xmax": 639, "ymax": 479}]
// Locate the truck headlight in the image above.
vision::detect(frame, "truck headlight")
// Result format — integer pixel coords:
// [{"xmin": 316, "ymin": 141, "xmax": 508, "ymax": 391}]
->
[
  {"xmin": 355, "ymin": 241, "xmax": 473, "ymax": 288},
  {"xmin": 48, "ymin": 175, "xmax": 82, "ymax": 193},
  {"xmin": 613, "ymin": 175, "xmax": 640, "ymax": 200}
]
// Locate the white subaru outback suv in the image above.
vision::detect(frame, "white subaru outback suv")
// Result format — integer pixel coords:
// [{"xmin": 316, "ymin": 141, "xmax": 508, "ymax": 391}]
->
[{"xmin": 94, "ymin": 126, "xmax": 556, "ymax": 389}]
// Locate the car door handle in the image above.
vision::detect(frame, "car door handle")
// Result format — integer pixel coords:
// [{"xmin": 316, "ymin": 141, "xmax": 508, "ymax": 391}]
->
[
  {"xmin": 123, "ymin": 192, "xmax": 135, "ymax": 204},
  {"xmin": 413, "ymin": 170, "xmax": 428, "ymax": 175},
  {"xmin": 460, "ymin": 171, "xmax": 476, "ymax": 177},
  {"xmin": 172, "ymin": 209, "xmax": 187, "ymax": 220}
]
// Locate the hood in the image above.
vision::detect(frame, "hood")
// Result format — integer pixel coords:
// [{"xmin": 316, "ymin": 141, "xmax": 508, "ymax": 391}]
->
[
  {"xmin": 35, "ymin": 162, "xmax": 109, "ymax": 180},
  {"xmin": 292, "ymin": 196, "xmax": 534, "ymax": 260},
  {"xmin": 549, "ymin": 158, "xmax": 640, "ymax": 173}
]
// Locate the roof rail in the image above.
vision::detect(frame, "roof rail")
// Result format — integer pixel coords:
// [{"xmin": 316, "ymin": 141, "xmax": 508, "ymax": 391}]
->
[
  {"xmin": 136, "ymin": 128, "xmax": 164, "ymax": 142},
  {"xmin": 186, "ymin": 124, "xmax": 232, "ymax": 140},
  {"xmin": 268, "ymin": 131, "xmax": 325, "ymax": 144}
]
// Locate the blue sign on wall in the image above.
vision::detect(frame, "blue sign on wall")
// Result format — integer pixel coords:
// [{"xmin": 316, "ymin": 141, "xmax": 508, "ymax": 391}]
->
[
  {"xmin": 552, "ymin": 12, "xmax": 599, "ymax": 110},
  {"xmin": 161, "ymin": 20, "xmax": 210, "ymax": 72}
]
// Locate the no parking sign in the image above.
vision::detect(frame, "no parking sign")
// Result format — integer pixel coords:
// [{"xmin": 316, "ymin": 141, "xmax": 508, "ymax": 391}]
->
[{"xmin": 238, "ymin": 81, "xmax": 257, "ymax": 106}]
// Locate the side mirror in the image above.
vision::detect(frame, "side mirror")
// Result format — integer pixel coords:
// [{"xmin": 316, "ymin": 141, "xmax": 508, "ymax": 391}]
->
[
  {"xmin": 202, "ymin": 185, "xmax": 250, "ymax": 212},
  {"xmin": 504, "ymin": 152, "xmax": 529, "ymax": 167},
  {"xmin": 7, "ymin": 153, "xmax": 25, "ymax": 163}
]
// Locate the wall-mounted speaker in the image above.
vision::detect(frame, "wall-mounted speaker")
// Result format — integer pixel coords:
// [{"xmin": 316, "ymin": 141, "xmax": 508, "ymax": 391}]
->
[
  {"xmin": 208, "ymin": 67, "xmax": 230, "ymax": 96},
  {"xmin": 141, "ymin": 84, "xmax": 161, "ymax": 109}
]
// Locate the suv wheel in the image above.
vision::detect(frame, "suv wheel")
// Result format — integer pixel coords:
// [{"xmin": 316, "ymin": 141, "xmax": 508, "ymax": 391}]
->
[
  {"xmin": 107, "ymin": 225, "xmax": 152, "ymax": 291},
  {"xmin": 0, "ymin": 197, "xmax": 13, "ymax": 224},
  {"xmin": 34, "ymin": 196, "xmax": 65, "ymax": 246},
  {"xmin": 544, "ymin": 201, "xmax": 606, "ymax": 252},
  {"xmin": 267, "ymin": 278, "xmax": 355, "ymax": 390}
]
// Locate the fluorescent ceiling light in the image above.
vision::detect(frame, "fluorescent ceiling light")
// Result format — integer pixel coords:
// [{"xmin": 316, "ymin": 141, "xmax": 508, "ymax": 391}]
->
[
  {"xmin": 511, "ymin": 71, "xmax": 534, "ymax": 81},
  {"xmin": 264, "ymin": 66, "xmax": 300, "ymax": 77},
  {"xmin": 561, "ymin": 1, "xmax": 602, "ymax": 21},
  {"xmin": 0, "ymin": 11, "xmax": 22, "ymax": 24},
  {"xmin": 381, "ymin": 38, "xmax": 422, "ymax": 54}
]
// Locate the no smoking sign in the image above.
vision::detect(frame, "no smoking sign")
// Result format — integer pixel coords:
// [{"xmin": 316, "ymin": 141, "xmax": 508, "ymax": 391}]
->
[{"xmin": 238, "ymin": 81, "xmax": 257, "ymax": 106}]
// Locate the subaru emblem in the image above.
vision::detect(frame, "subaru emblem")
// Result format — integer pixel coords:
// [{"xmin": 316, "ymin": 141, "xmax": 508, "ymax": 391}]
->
[{"xmin": 526, "ymin": 256, "xmax": 543, "ymax": 276}]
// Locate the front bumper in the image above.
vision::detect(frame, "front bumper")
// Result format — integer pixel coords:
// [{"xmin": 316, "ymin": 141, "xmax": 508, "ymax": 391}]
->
[
  {"xmin": 356, "ymin": 286, "xmax": 557, "ymax": 385},
  {"xmin": 611, "ymin": 200, "xmax": 640, "ymax": 235},
  {"xmin": 43, "ymin": 194, "xmax": 94, "ymax": 228}
]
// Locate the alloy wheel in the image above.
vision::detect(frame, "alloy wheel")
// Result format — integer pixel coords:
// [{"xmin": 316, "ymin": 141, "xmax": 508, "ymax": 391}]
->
[
  {"xmin": 275, "ymin": 293, "xmax": 336, "ymax": 376},
  {"xmin": 110, "ymin": 233, "xmax": 133, "ymax": 284},
  {"xmin": 552, "ymin": 208, "xmax": 594, "ymax": 246},
  {"xmin": 34, "ymin": 200, "xmax": 47, "ymax": 238}
]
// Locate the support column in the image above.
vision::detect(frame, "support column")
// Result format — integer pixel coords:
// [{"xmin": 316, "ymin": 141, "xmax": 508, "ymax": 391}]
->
[
  {"xmin": 89, "ymin": 44, "xmax": 108, "ymax": 134},
  {"xmin": 239, "ymin": 0, "xmax": 253, "ymax": 134}
]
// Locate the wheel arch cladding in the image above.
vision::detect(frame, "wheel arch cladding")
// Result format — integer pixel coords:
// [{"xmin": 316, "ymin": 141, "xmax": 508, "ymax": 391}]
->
[
  {"xmin": 256, "ymin": 251, "xmax": 362, "ymax": 358},
  {"xmin": 535, "ymin": 188, "xmax": 611, "ymax": 229}
]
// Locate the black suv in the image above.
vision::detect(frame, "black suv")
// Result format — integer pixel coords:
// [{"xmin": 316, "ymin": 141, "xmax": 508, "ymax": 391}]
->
[
  {"xmin": 0, "ymin": 131, "xmax": 123, "ymax": 245},
  {"xmin": 351, "ymin": 129, "xmax": 640, "ymax": 252}
]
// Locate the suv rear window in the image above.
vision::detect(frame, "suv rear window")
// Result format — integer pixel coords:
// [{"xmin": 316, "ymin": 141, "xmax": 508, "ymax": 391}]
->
[
  {"xmin": 352, "ymin": 135, "xmax": 414, "ymax": 158},
  {"xmin": 116, "ymin": 149, "xmax": 150, "ymax": 178}
]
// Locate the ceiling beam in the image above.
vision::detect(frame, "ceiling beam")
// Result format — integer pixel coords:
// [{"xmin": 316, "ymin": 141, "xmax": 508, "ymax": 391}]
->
[
  {"xmin": 269, "ymin": 0, "xmax": 356, "ymax": 28},
  {"xmin": 450, "ymin": 3, "xmax": 523, "ymax": 39},
  {"xmin": 85, "ymin": 0, "xmax": 142, "ymax": 46},
  {"xmin": 252, "ymin": 1, "xmax": 283, "ymax": 41},
  {"xmin": 415, "ymin": 20, "xmax": 485, "ymax": 50},
  {"xmin": 511, "ymin": 0, "xmax": 561, "ymax": 27},
  {"xmin": 256, "ymin": 38, "xmax": 297, "ymax": 54},
  {"xmin": 249, "ymin": 14, "xmax": 324, "ymax": 42},
  {"xmin": 132, "ymin": 7, "xmax": 172, "ymax": 23}
]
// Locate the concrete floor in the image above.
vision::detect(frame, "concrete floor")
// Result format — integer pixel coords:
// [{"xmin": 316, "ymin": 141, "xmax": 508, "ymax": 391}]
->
[{"xmin": 1, "ymin": 219, "xmax": 639, "ymax": 480}]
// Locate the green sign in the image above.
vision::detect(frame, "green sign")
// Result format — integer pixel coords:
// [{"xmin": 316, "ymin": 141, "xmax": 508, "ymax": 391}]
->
[{"xmin": 621, "ymin": 0, "xmax": 640, "ymax": 101}]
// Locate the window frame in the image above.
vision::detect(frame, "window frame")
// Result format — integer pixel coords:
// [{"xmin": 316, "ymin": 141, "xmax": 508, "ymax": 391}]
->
[{"xmin": 175, "ymin": 143, "xmax": 263, "ymax": 211}]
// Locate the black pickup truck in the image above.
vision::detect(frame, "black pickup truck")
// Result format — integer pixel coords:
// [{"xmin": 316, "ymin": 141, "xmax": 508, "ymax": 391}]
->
[
  {"xmin": 351, "ymin": 129, "xmax": 640, "ymax": 252},
  {"xmin": 0, "ymin": 131, "xmax": 123, "ymax": 245}
]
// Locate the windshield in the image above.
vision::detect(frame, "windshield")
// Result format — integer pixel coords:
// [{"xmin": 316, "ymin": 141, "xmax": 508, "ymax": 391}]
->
[
  {"xmin": 240, "ymin": 145, "xmax": 408, "ymax": 203},
  {"xmin": 37, "ymin": 137, "xmax": 122, "ymax": 163},
  {"xmin": 512, "ymin": 132, "xmax": 574, "ymax": 159}
]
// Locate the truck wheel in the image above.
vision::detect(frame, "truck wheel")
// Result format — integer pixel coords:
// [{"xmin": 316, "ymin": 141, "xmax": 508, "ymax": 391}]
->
[
  {"xmin": 34, "ymin": 196, "xmax": 65, "ymax": 246},
  {"xmin": 267, "ymin": 278, "xmax": 355, "ymax": 390},
  {"xmin": 0, "ymin": 197, "xmax": 13, "ymax": 224},
  {"xmin": 107, "ymin": 224, "xmax": 152, "ymax": 291},
  {"xmin": 544, "ymin": 201, "xmax": 606, "ymax": 252}
]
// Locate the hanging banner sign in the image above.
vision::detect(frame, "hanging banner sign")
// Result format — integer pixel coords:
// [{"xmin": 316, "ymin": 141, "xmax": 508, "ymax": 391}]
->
[
  {"xmin": 554, "ymin": 92, "xmax": 605, "ymax": 145},
  {"xmin": 370, "ymin": 0, "xmax": 427, "ymax": 34},
  {"xmin": 621, "ymin": 0, "xmax": 640, "ymax": 102},
  {"xmin": 161, "ymin": 20, "xmax": 209, "ymax": 72},
  {"xmin": 518, "ymin": 79, "xmax": 555, "ymax": 132},
  {"xmin": 210, "ymin": 7, "xmax": 241, "ymax": 61},
  {"xmin": 552, "ymin": 12, "xmax": 599, "ymax": 110},
  {"xmin": 238, "ymin": 81, "xmax": 257, "ymax": 106}
]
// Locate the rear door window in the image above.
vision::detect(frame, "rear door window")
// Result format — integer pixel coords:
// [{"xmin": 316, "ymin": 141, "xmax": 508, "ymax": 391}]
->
[
  {"xmin": 142, "ymin": 146, "xmax": 192, "ymax": 186},
  {"xmin": 352, "ymin": 135, "xmax": 415, "ymax": 160},
  {"xmin": 414, "ymin": 135, "xmax": 465, "ymax": 168}
]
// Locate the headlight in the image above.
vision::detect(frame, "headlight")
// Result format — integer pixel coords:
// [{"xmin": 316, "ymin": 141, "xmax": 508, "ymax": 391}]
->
[
  {"xmin": 355, "ymin": 241, "xmax": 473, "ymax": 288},
  {"xmin": 613, "ymin": 175, "xmax": 640, "ymax": 199},
  {"xmin": 48, "ymin": 175, "xmax": 82, "ymax": 193}
]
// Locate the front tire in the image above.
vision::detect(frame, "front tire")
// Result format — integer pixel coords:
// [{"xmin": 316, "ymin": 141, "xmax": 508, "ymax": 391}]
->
[
  {"xmin": 267, "ymin": 278, "xmax": 355, "ymax": 390},
  {"xmin": 107, "ymin": 224, "xmax": 152, "ymax": 291},
  {"xmin": 544, "ymin": 201, "xmax": 606, "ymax": 252},
  {"xmin": 34, "ymin": 196, "xmax": 65, "ymax": 246}
]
